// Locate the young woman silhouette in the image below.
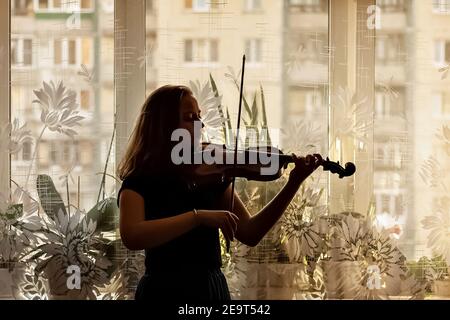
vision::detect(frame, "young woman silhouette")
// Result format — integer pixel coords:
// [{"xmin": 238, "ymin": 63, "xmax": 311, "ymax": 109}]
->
[{"xmin": 117, "ymin": 85, "xmax": 322, "ymax": 301}]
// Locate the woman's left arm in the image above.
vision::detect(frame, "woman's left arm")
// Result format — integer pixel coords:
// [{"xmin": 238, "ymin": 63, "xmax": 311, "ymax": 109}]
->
[{"xmin": 219, "ymin": 153, "xmax": 322, "ymax": 247}]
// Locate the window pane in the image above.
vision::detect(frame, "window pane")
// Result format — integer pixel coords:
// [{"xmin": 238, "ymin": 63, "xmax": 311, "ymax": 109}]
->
[
  {"xmin": 10, "ymin": 1, "xmax": 117, "ymax": 300},
  {"xmin": 375, "ymin": 0, "xmax": 450, "ymax": 269}
]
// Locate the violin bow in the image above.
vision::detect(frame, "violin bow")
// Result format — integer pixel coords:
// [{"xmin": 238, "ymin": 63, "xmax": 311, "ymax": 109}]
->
[{"xmin": 228, "ymin": 54, "xmax": 246, "ymax": 253}]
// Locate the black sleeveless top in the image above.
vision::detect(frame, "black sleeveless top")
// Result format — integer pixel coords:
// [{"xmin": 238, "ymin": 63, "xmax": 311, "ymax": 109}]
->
[{"xmin": 117, "ymin": 173, "xmax": 231, "ymax": 274}]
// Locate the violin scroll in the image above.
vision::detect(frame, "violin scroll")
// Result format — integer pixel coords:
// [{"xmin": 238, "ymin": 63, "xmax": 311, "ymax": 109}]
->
[{"xmin": 321, "ymin": 157, "xmax": 356, "ymax": 179}]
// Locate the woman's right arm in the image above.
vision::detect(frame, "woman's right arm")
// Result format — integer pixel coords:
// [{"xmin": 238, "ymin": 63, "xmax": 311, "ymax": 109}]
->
[{"xmin": 119, "ymin": 189, "xmax": 239, "ymax": 250}]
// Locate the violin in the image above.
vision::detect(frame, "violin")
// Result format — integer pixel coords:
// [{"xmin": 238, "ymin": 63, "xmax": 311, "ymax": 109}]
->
[{"xmin": 180, "ymin": 142, "xmax": 356, "ymax": 191}]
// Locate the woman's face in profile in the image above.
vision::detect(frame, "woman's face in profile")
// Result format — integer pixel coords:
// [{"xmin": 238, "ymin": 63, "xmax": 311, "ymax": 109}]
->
[{"xmin": 179, "ymin": 93, "xmax": 204, "ymax": 149}]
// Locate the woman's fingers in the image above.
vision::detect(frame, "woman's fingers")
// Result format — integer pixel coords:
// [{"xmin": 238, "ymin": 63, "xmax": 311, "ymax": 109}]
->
[{"xmin": 313, "ymin": 153, "xmax": 323, "ymax": 167}]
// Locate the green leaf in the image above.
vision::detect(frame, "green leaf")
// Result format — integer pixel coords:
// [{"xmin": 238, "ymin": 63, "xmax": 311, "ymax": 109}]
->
[
  {"xmin": 36, "ymin": 174, "xmax": 67, "ymax": 220},
  {"xmin": 86, "ymin": 197, "xmax": 118, "ymax": 232},
  {"xmin": 5, "ymin": 204, "xmax": 23, "ymax": 220},
  {"xmin": 260, "ymin": 84, "xmax": 271, "ymax": 145},
  {"xmin": 251, "ymin": 92, "xmax": 259, "ymax": 126}
]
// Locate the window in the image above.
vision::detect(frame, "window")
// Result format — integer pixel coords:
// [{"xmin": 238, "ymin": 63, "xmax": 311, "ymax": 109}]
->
[
  {"xmin": 374, "ymin": 141, "xmax": 403, "ymax": 169},
  {"xmin": 434, "ymin": 40, "xmax": 450, "ymax": 66},
  {"xmin": 288, "ymin": 33, "xmax": 328, "ymax": 64},
  {"xmin": 50, "ymin": 141, "xmax": 59, "ymax": 164},
  {"xmin": 22, "ymin": 141, "xmax": 32, "ymax": 161},
  {"xmin": 11, "ymin": 38, "xmax": 33, "ymax": 67},
  {"xmin": 79, "ymin": 141, "xmax": 93, "ymax": 166},
  {"xmin": 433, "ymin": 0, "xmax": 450, "ymax": 13},
  {"xmin": 377, "ymin": 0, "xmax": 406, "ymax": 12},
  {"xmin": 245, "ymin": 39, "xmax": 262, "ymax": 64},
  {"xmin": 184, "ymin": 39, "xmax": 219, "ymax": 63},
  {"xmin": 12, "ymin": 0, "xmax": 34, "ymax": 16},
  {"xmin": 289, "ymin": 0, "xmax": 327, "ymax": 13},
  {"xmin": 53, "ymin": 38, "xmax": 93, "ymax": 67},
  {"xmin": 432, "ymin": 92, "xmax": 450, "ymax": 117},
  {"xmin": 80, "ymin": 90, "xmax": 91, "ymax": 111},
  {"xmin": 185, "ymin": 0, "xmax": 218, "ymax": 12},
  {"xmin": 244, "ymin": 0, "xmax": 262, "ymax": 12},
  {"xmin": 375, "ymin": 192, "xmax": 406, "ymax": 217},
  {"xmin": 38, "ymin": 141, "xmax": 49, "ymax": 166},
  {"xmin": 62, "ymin": 141, "xmax": 71, "ymax": 162},
  {"xmin": 376, "ymin": 34, "xmax": 405, "ymax": 64},
  {"xmin": 375, "ymin": 89, "xmax": 404, "ymax": 119},
  {"xmin": 7, "ymin": 0, "xmax": 450, "ymax": 300},
  {"xmin": 288, "ymin": 88, "xmax": 323, "ymax": 115},
  {"xmin": 34, "ymin": 0, "xmax": 94, "ymax": 13}
]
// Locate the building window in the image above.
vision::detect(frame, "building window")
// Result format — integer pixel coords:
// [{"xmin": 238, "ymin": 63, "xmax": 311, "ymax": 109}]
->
[
  {"xmin": 80, "ymin": 90, "xmax": 91, "ymax": 111},
  {"xmin": 79, "ymin": 141, "xmax": 93, "ymax": 166},
  {"xmin": 50, "ymin": 141, "xmax": 59, "ymax": 164},
  {"xmin": 434, "ymin": 40, "xmax": 450, "ymax": 66},
  {"xmin": 38, "ymin": 141, "xmax": 49, "ymax": 166},
  {"xmin": 375, "ymin": 192, "xmax": 406, "ymax": 217},
  {"xmin": 377, "ymin": 0, "xmax": 406, "ymax": 12},
  {"xmin": 22, "ymin": 141, "xmax": 32, "ymax": 161},
  {"xmin": 432, "ymin": 92, "xmax": 450, "ymax": 117},
  {"xmin": 245, "ymin": 39, "xmax": 262, "ymax": 63},
  {"xmin": 185, "ymin": 0, "xmax": 218, "ymax": 12},
  {"xmin": 62, "ymin": 141, "xmax": 72, "ymax": 163},
  {"xmin": 376, "ymin": 34, "xmax": 405, "ymax": 64},
  {"xmin": 375, "ymin": 141, "xmax": 404, "ymax": 169},
  {"xmin": 375, "ymin": 88, "xmax": 404, "ymax": 119},
  {"xmin": 12, "ymin": 0, "xmax": 34, "ymax": 16},
  {"xmin": 184, "ymin": 39, "xmax": 219, "ymax": 63},
  {"xmin": 11, "ymin": 38, "xmax": 33, "ymax": 67},
  {"xmin": 34, "ymin": 0, "xmax": 94, "ymax": 13},
  {"xmin": 433, "ymin": 0, "xmax": 450, "ymax": 13},
  {"xmin": 53, "ymin": 38, "xmax": 93, "ymax": 67},
  {"xmin": 288, "ymin": 88, "xmax": 324, "ymax": 115},
  {"xmin": 289, "ymin": 33, "xmax": 328, "ymax": 65},
  {"xmin": 289, "ymin": 0, "xmax": 327, "ymax": 13},
  {"xmin": 244, "ymin": 0, "xmax": 262, "ymax": 12}
]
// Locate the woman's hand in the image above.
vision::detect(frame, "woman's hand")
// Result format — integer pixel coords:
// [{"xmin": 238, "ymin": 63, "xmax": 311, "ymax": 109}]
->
[
  {"xmin": 288, "ymin": 153, "xmax": 323, "ymax": 186},
  {"xmin": 196, "ymin": 210, "xmax": 240, "ymax": 243}
]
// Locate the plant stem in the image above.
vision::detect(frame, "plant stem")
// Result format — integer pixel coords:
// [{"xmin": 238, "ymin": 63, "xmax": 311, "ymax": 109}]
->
[
  {"xmin": 24, "ymin": 126, "xmax": 46, "ymax": 193},
  {"xmin": 97, "ymin": 113, "xmax": 116, "ymax": 204},
  {"xmin": 66, "ymin": 177, "xmax": 70, "ymax": 218}
]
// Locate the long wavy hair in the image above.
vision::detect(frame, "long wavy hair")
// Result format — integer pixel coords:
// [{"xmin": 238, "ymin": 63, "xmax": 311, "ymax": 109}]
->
[{"xmin": 117, "ymin": 85, "xmax": 193, "ymax": 180}]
